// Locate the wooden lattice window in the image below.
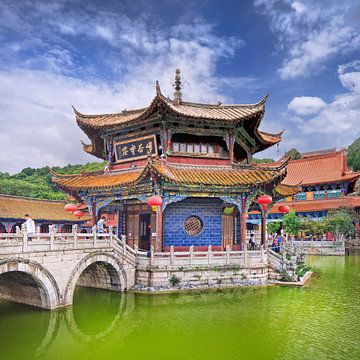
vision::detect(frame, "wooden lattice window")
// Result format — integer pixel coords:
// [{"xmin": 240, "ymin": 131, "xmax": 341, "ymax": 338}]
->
[{"xmin": 184, "ymin": 216, "xmax": 203, "ymax": 237}]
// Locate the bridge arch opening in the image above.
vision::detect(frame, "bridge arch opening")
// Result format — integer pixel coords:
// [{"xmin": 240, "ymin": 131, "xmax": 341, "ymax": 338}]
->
[
  {"xmin": 0, "ymin": 260, "xmax": 60, "ymax": 309},
  {"xmin": 0, "ymin": 271, "xmax": 50, "ymax": 308},
  {"xmin": 64, "ymin": 253, "xmax": 128, "ymax": 306},
  {"xmin": 76, "ymin": 261, "xmax": 122, "ymax": 291}
]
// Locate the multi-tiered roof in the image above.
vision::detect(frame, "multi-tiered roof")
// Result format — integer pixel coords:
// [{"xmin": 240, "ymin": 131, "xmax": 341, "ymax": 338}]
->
[{"xmin": 53, "ymin": 71, "xmax": 294, "ymax": 199}]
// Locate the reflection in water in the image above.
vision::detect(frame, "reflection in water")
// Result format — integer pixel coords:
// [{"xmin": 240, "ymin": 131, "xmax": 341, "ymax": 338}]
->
[
  {"xmin": 67, "ymin": 287, "xmax": 124, "ymax": 341},
  {"xmin": 0, "ymin": 256, "xmax": 360, "ymax": 360},
  {"xmin": 0, "ymin": 301, "xmax": 50, "ymax": 360}
]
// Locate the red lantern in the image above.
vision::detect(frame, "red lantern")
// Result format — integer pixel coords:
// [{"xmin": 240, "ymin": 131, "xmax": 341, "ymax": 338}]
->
[
  {"xmin": 65, "ymin": 203, "xmax": 78, "ymax": 212},
  {"xmin": 73, "ymin": 210, "xmax": 84, "ymax": 218},
  {"xmin": 147, "ymin": 195, "xmax": 163, "ymax": 207},
  {"xmin": 257, "ymin": 195, "xmax": 272, "ymax": 206},
  {"xmin": 261, "ymin": 205, "xmax": 268, "ymax": 211},
  {"xmin": 278, "ymin": 205, "xmax": 290, "ymax": 214}
]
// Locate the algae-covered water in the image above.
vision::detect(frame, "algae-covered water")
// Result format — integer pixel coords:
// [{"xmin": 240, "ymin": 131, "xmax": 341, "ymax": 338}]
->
[{"xmin": 1, "ymin": 255, "xmax": 359, "ymax": 360}]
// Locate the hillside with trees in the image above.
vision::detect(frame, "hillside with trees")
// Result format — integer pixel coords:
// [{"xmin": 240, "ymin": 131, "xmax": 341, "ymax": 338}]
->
[
  {"xmin": 347, "ymin": 137, "xmax": 360, "ymax": 172},
  {"xmin": 0, "ymin": 162, "xmax": 106, "ymax": 200}
]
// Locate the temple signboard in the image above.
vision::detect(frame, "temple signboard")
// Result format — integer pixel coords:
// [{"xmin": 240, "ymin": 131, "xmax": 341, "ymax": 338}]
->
[{"xmin": 114, "ymin": 135, "xmax": 158, "ymax": 163}]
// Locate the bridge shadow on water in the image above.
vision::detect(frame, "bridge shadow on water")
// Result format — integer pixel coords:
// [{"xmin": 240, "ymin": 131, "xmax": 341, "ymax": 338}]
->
[{"xmin": 0, "ymin": 286, "xmax": 135, "ymax": 360}]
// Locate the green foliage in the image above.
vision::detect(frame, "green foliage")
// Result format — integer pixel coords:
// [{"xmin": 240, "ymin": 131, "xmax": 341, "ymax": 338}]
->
[
  {"xmin": 0, "ymin": 161, "xmax": 106, "ymax": 200},
  {"xmin": 279, "ymin": 269, "xmax": 291, "ymax": 282},
  {"xmin": 267, "ymin": 221, "xmax": 281, "ymax": 235},
  {"xmin": 325, "ymin": 209, "xmax": 355, "ymax": 240},
  {"xmin": 282, "ymin": 210, "xmax": 300, "ymax": 235},
  {"xmin": 347, "ymin": 137, "xmax": 360, "ymax": 171},
  {"xmin": 169, "ymin": 274, "xmax": 181, "ymax": 287},
  {"xmin": 252, "ymin": 158, "xmax": 275, "ymax": 164},
  {"xmin": 299, "ymin": 217, "xmax": 327, "ymax": 237},
  {"xmin": 295, "ymin": 265, "xmax": 312, "ymax": 278},
  {"xmin": 285, "ymin": 148, "xmax": 301, "ymax": 160}
]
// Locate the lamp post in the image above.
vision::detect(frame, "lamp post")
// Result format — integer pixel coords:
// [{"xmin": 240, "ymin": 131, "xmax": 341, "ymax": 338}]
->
[{"xmin": 257, "ymin": 195, "xmax": 272, "ymax": 246}]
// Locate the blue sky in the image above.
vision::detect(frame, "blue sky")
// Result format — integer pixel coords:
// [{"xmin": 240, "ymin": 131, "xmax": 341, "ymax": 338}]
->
[{"xmin": 0, "ymin": 0, "xmax": 359, "ymax": 173}]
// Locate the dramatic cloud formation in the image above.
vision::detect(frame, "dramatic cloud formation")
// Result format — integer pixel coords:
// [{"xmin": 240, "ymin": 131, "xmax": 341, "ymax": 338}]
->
[
  {"xmin": 0, "ymin": 1, "xmax": 256, "ymax": 173},
  {"xmin": 254, "ymin": 0, "xmax": 360, "ymax": 79}
]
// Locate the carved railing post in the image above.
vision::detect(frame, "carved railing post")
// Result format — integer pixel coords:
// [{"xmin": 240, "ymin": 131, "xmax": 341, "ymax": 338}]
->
[
  {"xmin": 208, "ymin": 244, "xmax": 212, "ymax": 265},
  {"xmin": 109, "ymin": 226, "xmax": 113, "ymax": 247},
  {"xmin": 244, "ymin": 243, "xmax": 248, "ymax": 265},
  {"xmin": 49, "ymin": 225, "xmax": 55, "ymax": 251},
  {"xmin": 170, "ymin": 245, "xmax": 174, "ymax": 266},
  {"xmin": 21, "ymin": 224, "xmax": 27, "ymax": 252},
  {"xmin": 226, "ymin": 245, "xmax": 230, "ymax": 265},
  {"xmin": 92, "ymin": 225, "xmax": 97, "ymax": 247},
  {"xmin": 189, "ymin": 245, "xmax": 194, "ymax": 266},
  {"xmin": 72, "ymin": 225, "xmax": 78, "ymax": 249},
  {"xmin": 260, "ymin": 244, "xmax": 264, "ymax": 262},
  {"xmin": 150, "ymin": 245, "xmax": 155, "ymax": 267}
]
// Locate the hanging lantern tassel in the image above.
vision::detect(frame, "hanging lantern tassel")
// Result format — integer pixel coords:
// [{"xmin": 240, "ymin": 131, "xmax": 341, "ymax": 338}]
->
[{"xmin": 152, "ymin": 206, "xmax": 158, "ymax": 212}]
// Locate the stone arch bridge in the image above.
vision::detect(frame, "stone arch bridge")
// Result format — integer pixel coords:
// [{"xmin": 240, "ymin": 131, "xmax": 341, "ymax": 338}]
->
[{"xmin": 0, "ymin": 228, "xmax": 137, "ymax": 309}]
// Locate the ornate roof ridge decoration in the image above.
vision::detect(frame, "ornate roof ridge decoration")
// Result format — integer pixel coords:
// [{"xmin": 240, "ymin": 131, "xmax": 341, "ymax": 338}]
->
[
  {"xmin": 174, "ymin": 94, "xmax": 269, "ymax": 109},
  {"xmin": 51, "ymin": 158, "xmax": 289, "ymax": 192},
  {"xmin": 72, "ymin": 72, "xmax": 283, "ymax": 159}
]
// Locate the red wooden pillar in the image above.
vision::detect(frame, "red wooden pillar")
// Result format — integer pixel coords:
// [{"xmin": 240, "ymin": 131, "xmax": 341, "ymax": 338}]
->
[
  {"xmin": 260, "ymin": 208, "xmax": 266, "ymax": 246},
  {"xmin": 155, "ymin": 206, "xmax": 163, "ymax": 252},
  {"xmin": 240, "ymin": 198, "xmax": 247, "ymax": 250}
]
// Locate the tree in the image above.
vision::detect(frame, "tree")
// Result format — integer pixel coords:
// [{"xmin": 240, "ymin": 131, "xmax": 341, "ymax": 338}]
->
[
  {"xmin": 267, "ymin": 221, "xmax": 281, "ymax": 235},
  {"xmin": 285, "ymin": 148, "xmax": 301, "ymax": 160},
  {"xmin": 347, "ymin": 137, "xmax": 360, "ymax": 171},
  {"xmin": 282, "ymin": 210, "xmax": 300, "ymax": 236},
  {"xmin": 299, "ymin": 217, "xmax": 327, "ymax": 238},
  {"xmin": 325, "ymin": 209, "xmax": 355, "ymax": 240}
]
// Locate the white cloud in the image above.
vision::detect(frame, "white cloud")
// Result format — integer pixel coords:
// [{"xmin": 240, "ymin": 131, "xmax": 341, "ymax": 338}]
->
[
  {"xmin": 95, "ymin": 25, "xmax": 114, "ymax": 42},
  {"xmin": 288, "ymin": 96, "xmax": 327, "ymax": 115},
  {"xmin": 254, "ymin": 0, "xmax": 360, "ymax": 79},
  {"xmin": 0, "ymin": 5, "xmax": 255, "ymax": 174},
  {"xmin": 260, "ymin": 60, "xmax": 360, "ymax": 159},
  {"xmin": 291, "ymin": 2, "xmax": 306, "ymax": 14}
]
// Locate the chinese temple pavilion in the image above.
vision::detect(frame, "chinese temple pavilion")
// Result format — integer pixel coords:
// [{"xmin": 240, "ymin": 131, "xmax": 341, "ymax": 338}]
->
[
  {"xmin": 52, "ymin": 70, "xmax": 294, "ymax": 251},
  {"xmin": 248, "ymin": 148, "xmax": 360, "ymax": 226}
]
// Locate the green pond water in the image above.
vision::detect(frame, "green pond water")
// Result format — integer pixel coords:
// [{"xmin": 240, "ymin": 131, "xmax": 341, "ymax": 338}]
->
[{"xmin": 1, "ymin": 255, "xmax": 360, "ymax": 360}]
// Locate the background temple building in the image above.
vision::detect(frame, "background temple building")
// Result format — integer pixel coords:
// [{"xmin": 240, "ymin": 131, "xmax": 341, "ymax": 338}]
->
[
  {"xmin": 52, "ymin": 70, "xmax": 292, "ymax": 251},
  {"xmin": 248, "ymin": 148, "xmax": 360, "ymax": 227},
  {"xmin": 0, "ymin": 194, "xmax": 90, "ymax": 233}
]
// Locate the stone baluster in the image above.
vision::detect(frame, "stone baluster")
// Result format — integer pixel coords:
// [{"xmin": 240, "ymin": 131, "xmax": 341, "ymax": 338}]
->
[
  {"xmin": 208, "ymin": 244, "xmax": 212, "ymax": 265},
  {"xmin": 92, "ymin": 225, "xmax": 97, "ymax": 247},
  {"xmin": 226, "ymin": 245, "xmax": 230, "ymax": 265},
  {"xmin": 244, "ymin": 243, "xmax": 248, "ymax": 265},
  {"xmin": 150, "ymin": 245, "xmax": 154, "ymax": 267},
  {"xmin": 109, "ymin": 226, "xmax": 113, "ymax": 246},
  {"xmin": 49, "ymin": 225, "xmax": 55, "ymax": 251},
  {"xmin": 260, "ymin": 244, "xmax": 264, "ymax": 262},
  {"xmin": 189, "ymin": 245, "xmax": 194, "ymax": 266},
  {"xmin": 72, "ymin": 225, "xmax": 78, "ymax": 250},
  {"xmin": 170, "ymin": 245, "xmax": 174, "ymax": 266},
  {"xmin": 22, "ymin": 224, "xmax": 27, "ymax": 252},
  {"xmin": 36, "ymin": 225, "xmax": 41, "ymax": 242}
]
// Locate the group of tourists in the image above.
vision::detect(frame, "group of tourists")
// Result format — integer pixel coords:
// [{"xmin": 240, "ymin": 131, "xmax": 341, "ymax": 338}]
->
[{"xmin": 271, "ymin": 233, "xmax": 286, "ymax": 253}]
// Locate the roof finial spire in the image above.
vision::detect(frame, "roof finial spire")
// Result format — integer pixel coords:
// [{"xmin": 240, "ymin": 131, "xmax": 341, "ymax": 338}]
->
[
  {"xmin": 173, "ymin": 68, "xmax": 182, "ymax": 104},
  {"xmin": 155, "ymin": 81, "xmax": 161, "ymax": 96}
]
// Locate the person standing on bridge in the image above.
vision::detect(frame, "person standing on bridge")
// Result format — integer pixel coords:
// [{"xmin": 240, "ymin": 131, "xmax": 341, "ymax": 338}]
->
[
  {"xmin": 23, "ymin": 214, "xmax": 35, "ymax": 241},
  {"xmin": 97, "ymin": 215, "xmax": 107, "ymax": 234}
]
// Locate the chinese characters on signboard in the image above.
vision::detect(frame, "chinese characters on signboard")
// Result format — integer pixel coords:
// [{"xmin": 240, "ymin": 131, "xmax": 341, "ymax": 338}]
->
[{"xmin": 114, "ymin": 135, "xmax": 158, "ymax": 163}]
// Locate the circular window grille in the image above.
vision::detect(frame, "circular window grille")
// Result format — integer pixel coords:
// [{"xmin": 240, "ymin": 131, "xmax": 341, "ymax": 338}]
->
[{"xmin": 184, "ymin": 216, "xmax": 203, "ymax": 237}]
